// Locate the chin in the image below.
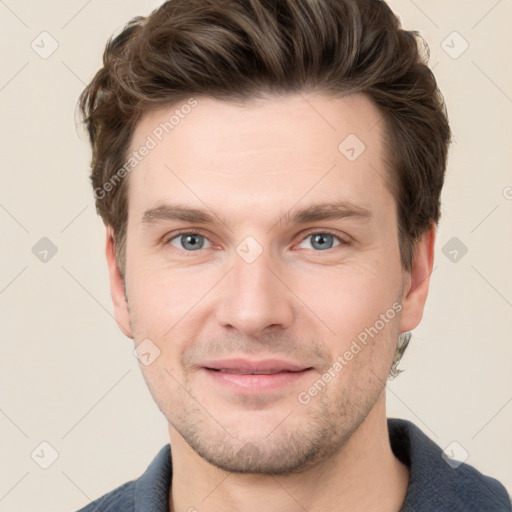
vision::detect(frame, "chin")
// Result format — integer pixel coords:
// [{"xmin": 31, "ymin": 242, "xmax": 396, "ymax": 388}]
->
[{"xmin": 170, "ymin": 404, "xmax": 362, "ymax": 476}]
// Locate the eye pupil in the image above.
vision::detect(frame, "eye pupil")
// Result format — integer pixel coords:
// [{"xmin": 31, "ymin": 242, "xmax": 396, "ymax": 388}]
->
[{"xmin": 311, "ymin": 234, "xmax": 333, "ymax": 250}]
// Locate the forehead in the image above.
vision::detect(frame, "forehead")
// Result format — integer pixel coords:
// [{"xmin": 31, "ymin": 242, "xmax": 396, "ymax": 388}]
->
[{"xmin": 126, "ymin": 93, "xmax": 391, "ymax": 221}]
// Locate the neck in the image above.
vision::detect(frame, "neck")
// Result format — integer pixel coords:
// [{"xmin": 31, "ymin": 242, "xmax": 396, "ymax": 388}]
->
[{"xmin": 168, "ymin": 396, "xmax": 409, "ymax": 512}]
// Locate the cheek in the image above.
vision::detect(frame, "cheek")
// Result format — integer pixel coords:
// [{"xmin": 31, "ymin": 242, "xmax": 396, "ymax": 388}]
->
[
  {"xmin": 127, "ymin": 256, "xmax": 194, "ymax": 312},
  {"xmin": 293, "ymin": 257, "xmax": 402, "ymax": 342},
  {"xmin": 125, "ymin": 259, "xmax": 222, "ymax": 352},
  {"xmin": 128, "ymin": 270, "xmax": 168, "ymax": 317}
]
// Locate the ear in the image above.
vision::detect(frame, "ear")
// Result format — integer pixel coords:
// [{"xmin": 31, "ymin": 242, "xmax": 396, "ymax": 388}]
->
[
  {"xmin": 105, "ymin": 226, "xmax": 133, "ymax": 338},
  {"xmin": 399, "ymin": 225, "xmax": 436, "ymax": 333}
]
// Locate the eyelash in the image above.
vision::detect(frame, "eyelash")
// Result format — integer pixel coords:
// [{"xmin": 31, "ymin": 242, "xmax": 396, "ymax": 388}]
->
[{"xmin": 164, "ymin": 229, "xmax": 349, "ymax": 255}]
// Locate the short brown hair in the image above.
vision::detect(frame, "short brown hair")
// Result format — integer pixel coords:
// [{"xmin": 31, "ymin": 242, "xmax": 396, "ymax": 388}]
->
[{"xmin": 79, "ymin": 0, "xmax": 450, "ymax": 276}]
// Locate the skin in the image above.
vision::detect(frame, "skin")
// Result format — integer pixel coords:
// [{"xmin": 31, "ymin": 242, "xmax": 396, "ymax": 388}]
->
[{"xmin": 105, "ymin": 93, "xmax": 435, "ymax": 512}]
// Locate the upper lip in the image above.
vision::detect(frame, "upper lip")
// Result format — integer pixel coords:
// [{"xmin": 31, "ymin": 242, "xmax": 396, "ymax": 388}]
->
[{"xmin": 202, "ymin": 358, "xmax": 311, "ymax": 374}]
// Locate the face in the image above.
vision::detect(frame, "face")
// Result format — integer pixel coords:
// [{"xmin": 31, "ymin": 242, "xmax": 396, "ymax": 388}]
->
[{"xmin": 107, "ymin": 93, "xmax": 431, "ymax": 475}]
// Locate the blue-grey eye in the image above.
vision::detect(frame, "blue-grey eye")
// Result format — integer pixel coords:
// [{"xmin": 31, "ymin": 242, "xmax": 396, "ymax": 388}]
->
[
  {"xmin": 298, "ymin": 233, "xmax": 341, "ymax": 251},
  {"xmin": 169, "ymin": 233, "xmax": 210, "ymax": 251}
]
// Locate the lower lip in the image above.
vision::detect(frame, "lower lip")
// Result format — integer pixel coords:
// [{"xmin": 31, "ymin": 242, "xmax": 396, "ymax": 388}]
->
[{"xmin": 202, "ymin": 368, "xmax": 312, "ymax": 392}]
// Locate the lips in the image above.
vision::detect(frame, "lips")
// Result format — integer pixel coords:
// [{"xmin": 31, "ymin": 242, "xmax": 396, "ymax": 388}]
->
[
  {"xmin": 212, "ymin": 368, "xmax": 294, "ymax": 375},
  {"xmin": 200, "ymin": 358, "xmax": 313, "ymax": 392},
  {"xmin": 202, "ymin": 358, "xmax": 311, "ymax": 374}
]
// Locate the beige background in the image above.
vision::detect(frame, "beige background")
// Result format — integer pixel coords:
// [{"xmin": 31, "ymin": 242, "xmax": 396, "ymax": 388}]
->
[{"xmin": 0, "ymin": 1, "xmax": 511, "ymax": 510}]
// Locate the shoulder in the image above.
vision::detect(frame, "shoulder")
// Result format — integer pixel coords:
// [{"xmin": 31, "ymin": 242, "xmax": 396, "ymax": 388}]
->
[
  {"xmin": 388, "ymin": 418, "xmax": 511, "ymax": 512},
  {"xmin": 74, "ymin": 480, "xmax": 135, "ymax": 512},
  {"xmin": 72, "ymin": 444, "xmax": 172, "ymax": 512}
]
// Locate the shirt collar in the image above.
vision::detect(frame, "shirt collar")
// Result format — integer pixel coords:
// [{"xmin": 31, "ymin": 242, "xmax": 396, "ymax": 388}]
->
[{"xmin": 131, "ymin": 419, "xmax": 510, "ymax": 511}]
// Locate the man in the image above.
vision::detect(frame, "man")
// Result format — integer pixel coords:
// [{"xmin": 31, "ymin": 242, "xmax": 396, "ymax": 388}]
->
[{"xmin": 75, "ymin": 0, "xmax": 511, "ymax": 510}]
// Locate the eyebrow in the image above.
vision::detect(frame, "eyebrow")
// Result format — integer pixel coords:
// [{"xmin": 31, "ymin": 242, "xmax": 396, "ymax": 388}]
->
[{"xmin": 141, "ymin": 201, "xmax": 372, "ymax": 228}]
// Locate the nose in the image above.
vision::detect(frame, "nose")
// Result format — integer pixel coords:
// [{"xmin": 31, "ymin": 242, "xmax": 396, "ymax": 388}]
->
[{"xmin": 215, "ymin": 250, "xmax": 295, "ymax": 338}]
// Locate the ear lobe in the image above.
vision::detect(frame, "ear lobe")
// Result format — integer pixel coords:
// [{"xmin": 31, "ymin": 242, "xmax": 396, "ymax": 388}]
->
[
  {"xmin": 105, "ymin": 227, "xmax": 133, "ymax": 338},
  {"xmin": 399, "ymin": 225, "xmax": 436, "ymax": 333}
]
